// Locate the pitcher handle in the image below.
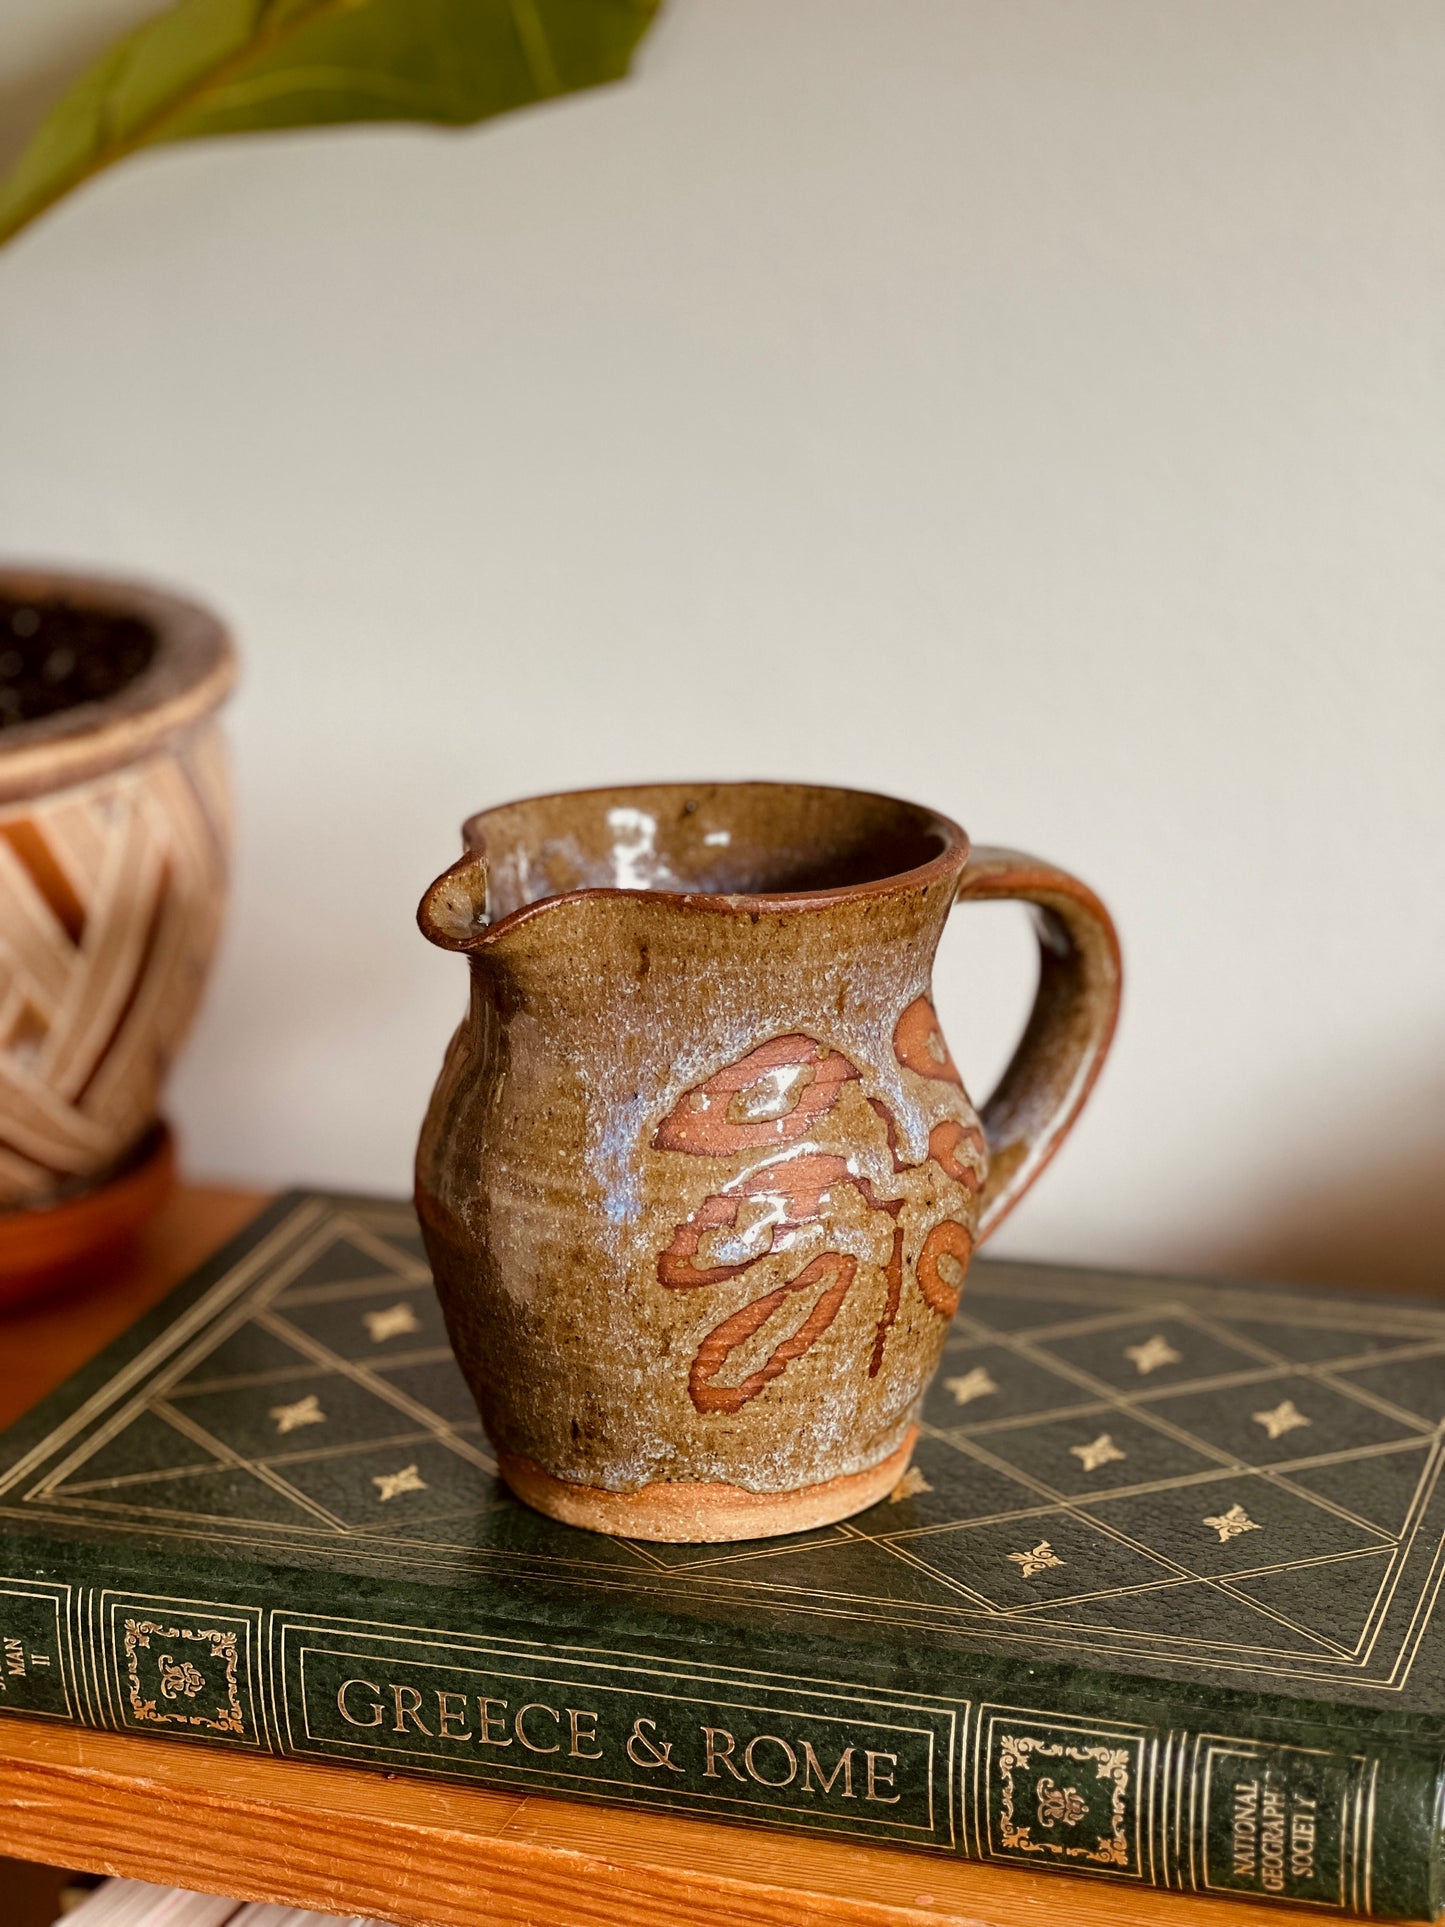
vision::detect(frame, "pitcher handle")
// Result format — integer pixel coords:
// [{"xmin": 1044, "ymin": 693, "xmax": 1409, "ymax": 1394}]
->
[
  {"xmin": 951, "ymin": 845, "xmax": 1122, "ymax": 1243},
  {"xmin": 418, "ymin": 849, "xmax": 491, "ymax": 952}
]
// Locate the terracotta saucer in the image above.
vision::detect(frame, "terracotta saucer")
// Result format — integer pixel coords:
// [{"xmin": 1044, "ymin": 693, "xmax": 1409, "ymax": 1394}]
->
[{"xmin": 0, "ymin": 1123, "xmax": 175, "ymax": 1310}]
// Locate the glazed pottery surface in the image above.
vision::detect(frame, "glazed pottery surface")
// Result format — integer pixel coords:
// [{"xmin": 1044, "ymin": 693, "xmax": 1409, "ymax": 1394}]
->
[
  {"xmin": 417, "ymin": 783, "xmax": 1120, "ymax": 1541},
  {"xmin": 0, "ymin": 567, "xmax": 233, "ymax": 1219}
]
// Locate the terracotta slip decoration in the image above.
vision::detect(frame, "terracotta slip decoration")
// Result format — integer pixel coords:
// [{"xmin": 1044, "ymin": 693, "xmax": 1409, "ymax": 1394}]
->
[
  {"xmin": 0, "ymin": 566, "xmax": 233, "ymax": 1302},
  {"xmin": 417, "ymin": 783, "xmax": 1120, "ymax": 1542}
]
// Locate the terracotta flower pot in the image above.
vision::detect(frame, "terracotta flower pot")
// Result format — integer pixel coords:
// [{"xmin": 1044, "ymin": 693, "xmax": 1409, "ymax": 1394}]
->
[{"xmin": 0, "ymin": 566, "xmax": 234, "ymax": 1303}]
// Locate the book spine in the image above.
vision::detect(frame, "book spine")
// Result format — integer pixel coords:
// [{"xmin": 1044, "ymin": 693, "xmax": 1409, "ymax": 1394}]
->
[{"xmin": 1, "ymin": 1570, "xmax": 1438, "ymax": 1920}]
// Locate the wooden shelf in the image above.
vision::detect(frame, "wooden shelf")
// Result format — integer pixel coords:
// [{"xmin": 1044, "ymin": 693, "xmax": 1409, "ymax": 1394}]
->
[
  {"xmin": 0, "ymin": 1712, "xmax": 1326, "ymax": 1927},
  {"xmin": 0, "ymin": 1187, "xmax": 1323, "ymax": 1927}
]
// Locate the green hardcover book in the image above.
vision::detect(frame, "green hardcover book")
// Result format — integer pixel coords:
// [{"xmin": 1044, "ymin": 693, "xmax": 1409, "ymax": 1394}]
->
[{"xmin": 2, "ymin": 1192, "xmax": 1443, "ymax": 1919}]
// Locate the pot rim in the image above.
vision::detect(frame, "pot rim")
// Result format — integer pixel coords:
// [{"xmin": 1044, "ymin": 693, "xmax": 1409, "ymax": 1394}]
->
[{"xmin": 0, "ymin": 563, "xmax": 235, "ymax": 804}]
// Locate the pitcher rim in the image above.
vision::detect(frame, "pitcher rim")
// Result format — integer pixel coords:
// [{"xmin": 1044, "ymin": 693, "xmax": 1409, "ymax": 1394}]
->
[{"xmin": 421, "ymin": 779, "xmax": 970, "ymax": 954}]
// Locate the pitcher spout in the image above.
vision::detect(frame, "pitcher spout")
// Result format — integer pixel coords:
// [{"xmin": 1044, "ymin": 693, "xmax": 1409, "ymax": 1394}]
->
[{"xmin": 418, "ymin": 847, "xmax": 492, "ymax": 953}]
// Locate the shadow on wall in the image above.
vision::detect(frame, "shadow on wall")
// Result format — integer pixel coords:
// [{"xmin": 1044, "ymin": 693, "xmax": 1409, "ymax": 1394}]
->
[{"xmin": 1195, "ymin": 1060, "xmax": 1445, "ymax": 1299}]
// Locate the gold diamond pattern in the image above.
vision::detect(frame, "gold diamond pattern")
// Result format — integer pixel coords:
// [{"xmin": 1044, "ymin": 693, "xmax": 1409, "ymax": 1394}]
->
[{"xmin": 3, "ymin": 1198, "xmax": 1445, "ymax": 1697}]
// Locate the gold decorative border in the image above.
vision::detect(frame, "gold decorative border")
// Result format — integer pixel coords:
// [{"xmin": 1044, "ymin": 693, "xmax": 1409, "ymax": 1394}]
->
[
  {"xmin": 996, "ymin": 1731, "xmax": 1131, "ymax": 1866},
  {"xmin": 1191, "ymin": 1733, "xmax": 1362, "ymax": 1910},
  {"xmin": 102, "ymin": 1590, "xmax": 265, "ymax": 1746},
  {"xmin": 276, "ymin": 1609, "xmax": 960, "ymax": 1845},
  {"xmin": 122, "ymin": 1615, "xmax": 243, "ymax": 1734},
  {"xmin": 0, "ymin": 1579, "xmax": 74, "ymax": 1722},
  {"xmin": 978, "ymin": 1704, "xmax": 1145, "ymax": 1877}
]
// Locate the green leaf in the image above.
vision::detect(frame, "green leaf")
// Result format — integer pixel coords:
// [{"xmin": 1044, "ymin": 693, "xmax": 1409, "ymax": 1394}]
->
[{"xmin": 0, "ymin": 0, "xmax": 661, "ymax": 247}]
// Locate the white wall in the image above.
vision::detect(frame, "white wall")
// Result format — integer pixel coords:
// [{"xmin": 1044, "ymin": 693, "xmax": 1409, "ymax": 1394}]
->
[{"xmin": 2, "ymin": 0, "xmax": 1442, "ymax": 1290}]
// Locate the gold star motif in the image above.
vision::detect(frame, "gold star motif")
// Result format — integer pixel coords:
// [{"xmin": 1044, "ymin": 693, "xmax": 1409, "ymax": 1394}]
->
[
  {"xmin": 889, "ymin": 1467, "xmax": 933, "ymax": 1503},
  {"xmin": 1124, "ymin": 1334, "xmax": 1181, "ymax": 1375},
  {"xmin": 269, "ymin": 1394, "xmax": 325, "ymax": 1435},
  {"xmin": 372, "ymin": 1463, "xmax": 428, "ymax": 1503},
  {"xmin": 364, "ymin": 1302, "xmax": 421, "ymax": 1343},
  {"xmin": 1203, "ymin": 1502, "xmax": 1261, "ymax": 1543},
  {"xmin": 1008, "ymin": 1540, "xmax": 1064, "ymax": 1579},
  {"xmin": 944, "ymin": 1367, "xmax": 998, "ymax": 1407},
  {"xmin": 1070, "ymin": 1432, "xmax": 1126, "ymax": 1473},
  {"xmin": 1252, "ymin": 1398, "xmax": 1310, "ymax": 1441}
]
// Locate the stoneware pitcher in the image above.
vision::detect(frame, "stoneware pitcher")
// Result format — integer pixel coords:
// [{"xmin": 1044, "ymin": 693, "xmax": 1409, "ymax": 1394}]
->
[{"xmin": 416, "ymin": 782, "xmax": 1120, "ymax": 1542}]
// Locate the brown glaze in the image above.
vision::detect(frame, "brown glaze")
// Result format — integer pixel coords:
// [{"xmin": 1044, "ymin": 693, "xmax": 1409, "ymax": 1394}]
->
[{"xmin": 416, "ymin": 782, "xmax": 1120, "ymax": 1541}]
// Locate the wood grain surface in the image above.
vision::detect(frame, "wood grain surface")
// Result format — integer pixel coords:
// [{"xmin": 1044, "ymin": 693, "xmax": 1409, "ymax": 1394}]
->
[
  {"xmin": 0, "ymin": 1188, "xmax": 1327, "ymax": 1926},
  {"xmin": 0, "ymin": 1714, "xmax": 1331, "ymax": 1927}
]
